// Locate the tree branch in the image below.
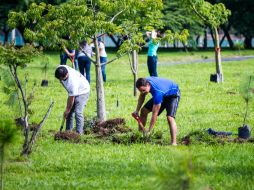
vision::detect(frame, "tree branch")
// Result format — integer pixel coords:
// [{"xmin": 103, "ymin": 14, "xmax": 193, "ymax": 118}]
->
[
  {"xmin": 22, "ymin": 101, "xmax": 54, "ymax": 155},
  {"xmin": 110, "ymin": 8, "xmax": 126, "ymax": 23},
  {"xmin": 128, "ymin": 53, "xmax": 137, "ymax": 74}
]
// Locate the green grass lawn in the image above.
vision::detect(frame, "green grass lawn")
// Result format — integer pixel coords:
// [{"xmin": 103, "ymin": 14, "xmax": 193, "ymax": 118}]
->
[{"xmin": 1, "ymin": 50, "xmax": 254, "ymax": 190}]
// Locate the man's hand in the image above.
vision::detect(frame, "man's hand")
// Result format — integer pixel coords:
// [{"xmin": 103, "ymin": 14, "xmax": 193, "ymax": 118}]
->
[
  {"xmin": 132, "ymin": 111, "xmax": 139, "ymax": 117},
  {"xmin": 64, "ymin": 109, "xmax": 70, "ymax": 119},
  {"xmin": 64, "ymin": 96, "xmax": 75, "ymax": 119}
]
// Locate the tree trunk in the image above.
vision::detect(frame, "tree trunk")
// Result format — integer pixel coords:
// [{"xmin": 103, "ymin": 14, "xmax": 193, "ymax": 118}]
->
[
  {"xmin": 9, "ymin": 65, "xmax": 29, "ymax": 155},
  {"xmin": 219, "ymin": 34, "xmax": 226, "ymax": 47},
  {"xmin": 210, "ymin": 27, "xmax": 215, "ymax": 47},
  {"xmin": 132, "ymin": 50, "xmax": 138, "ymax": 97},
  {"xmin": 22, "ymin": 101, "xmax": 54, "ymax": 155},
  {"xmin": 214, "ymin": 27, "xmax": 223, "ymax": 83},
  {"xmin": 244, "ymin": 36, "xmax": 253, "ymax": 49},
  {"xmin": 196, "ymin": 35, "xmax": 200, "ymax": 47},
  {"xmin": 108, "ymin": 34, "xmax": 121, "ymax": 48},
  {"xmin": 222, "ymin": 25, "xmax": 234, "ymax": 49},
  {"xmin": 11, "ymin": 29, "xmax": 15, "ymax": 44},
  {"xmin": 94, "ymin": 38, "xmax": 106, "ymax": 121},
  {"xmin": 203, "ymin": 28, "xmax": 207, "ymax": 49},
  {"xmin": 3, "ymin": 25, "xmax": 9, "ymax": 44}
]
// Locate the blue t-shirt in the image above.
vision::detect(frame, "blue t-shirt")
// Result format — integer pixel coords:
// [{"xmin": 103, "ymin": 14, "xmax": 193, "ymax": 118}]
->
[
  {"xmin": 147, "ymin": 39, "xmax": 159, "ymax": 56},
  {"xmin": 147, "ymin": 77, "xmax": 179, "ymax": 105}
]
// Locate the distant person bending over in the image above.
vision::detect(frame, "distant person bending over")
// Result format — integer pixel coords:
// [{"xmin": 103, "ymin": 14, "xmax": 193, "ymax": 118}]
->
[
  {"xmin": 98, "ymin": 37, "xmax": 107, "ymax": 82},
  {"xmin": 133, "ymin": 77, "xmax": 180, "ymax": 145},
  {"xmin": 55, "ymin": 65, "xmax": 90, "ymax": 134},
  {"xmin": 146, "ymin": 30, "xmax": 160, "ymax": 77},
  {"xmin": 60, "ymin": 48, "xmax": 76, "ymax": 66},
  {"xmin": 77, "ymin": 40, "xmax": 94, "ymax": 83}
]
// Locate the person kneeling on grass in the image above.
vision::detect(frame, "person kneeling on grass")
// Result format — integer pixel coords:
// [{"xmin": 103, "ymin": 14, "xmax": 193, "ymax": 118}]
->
[
  {"xmin": 133, "ymin": 77, "xmax": 180, "ymax": 145},
  {"xmin": 55, "ymin": 65, "xmax": 90, "ymax": 134}
]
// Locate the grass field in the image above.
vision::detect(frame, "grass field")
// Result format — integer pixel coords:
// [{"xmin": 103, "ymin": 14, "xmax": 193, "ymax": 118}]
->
[{"xmin": 1, "ymin": 49, "xmax": 254, "ymax": 190}]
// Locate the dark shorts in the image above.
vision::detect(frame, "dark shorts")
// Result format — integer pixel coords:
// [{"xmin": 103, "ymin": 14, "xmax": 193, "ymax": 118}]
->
[{"xmin": 144, "ymin": 92, "xmax": 180, "ymax": 118}]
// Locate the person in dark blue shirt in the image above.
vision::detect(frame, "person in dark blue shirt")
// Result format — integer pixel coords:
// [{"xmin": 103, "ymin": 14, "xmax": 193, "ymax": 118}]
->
[{"xmin": 133, "ymin": 77, "xmax": 180, "ymax": 145}]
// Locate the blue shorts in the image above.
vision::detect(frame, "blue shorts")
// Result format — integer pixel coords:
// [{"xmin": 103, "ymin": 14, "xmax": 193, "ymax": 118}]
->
[{"xmin": 144, "ymin": 92, "xmax": 180, "ymax": 118}]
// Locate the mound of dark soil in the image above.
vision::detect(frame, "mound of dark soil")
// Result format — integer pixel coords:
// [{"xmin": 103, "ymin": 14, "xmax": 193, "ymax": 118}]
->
[
  {"xmin": 54, "ymin": 131, "xmax": 80, "ymax": 143},
  {"xmin": 92, "ymin": 118, "xmax": 131, "ymax": 137}
]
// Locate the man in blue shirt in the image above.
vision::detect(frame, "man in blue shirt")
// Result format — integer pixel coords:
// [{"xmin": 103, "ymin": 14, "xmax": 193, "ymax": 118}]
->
[{"xmin": 133, "ymin": 77, "xmax": 180, "ymax": 145}]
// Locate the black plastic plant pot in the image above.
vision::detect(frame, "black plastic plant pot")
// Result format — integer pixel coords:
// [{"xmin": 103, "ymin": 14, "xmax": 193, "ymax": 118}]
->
[
  {"xmin": 210, "ymin": 73, "xmax": 223, "ymax": 83},
  {"xmin": 41, "ymin": 80, "xmax": 48, "ymax": 87},
  {"xmin": 238, "ymin": 125, "xmax": 251, "ymax": 139}
]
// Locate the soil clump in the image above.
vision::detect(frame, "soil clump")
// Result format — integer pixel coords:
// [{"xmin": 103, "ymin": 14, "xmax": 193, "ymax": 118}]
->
[{"xmin": 54, "ymin": 131, "xmax": 80, "ymax": 143}]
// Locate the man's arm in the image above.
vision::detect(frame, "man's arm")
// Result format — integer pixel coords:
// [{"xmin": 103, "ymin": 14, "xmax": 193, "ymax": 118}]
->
[
  {"xmin": 148, "ymin": 104, "xmax": 161, "ymax": 132},
  {"xmin": 146, "ymin": 31, "xmax": 151, "ymax": 38},
  {"xmin": 64, "ymin": 47, "xmax": 75, "ymax": 57},
  {"xmin": 64, "ymin": 96, "xmax": 75, "ymax": 118},
  {"xmin": 135, "ymin": 93, "xmax": 146, "ymax": 114}
]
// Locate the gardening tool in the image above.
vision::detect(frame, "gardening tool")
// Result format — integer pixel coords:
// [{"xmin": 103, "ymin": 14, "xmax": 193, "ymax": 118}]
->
[
  {"xmin": 131, "ymin": 112, "xmax": 146, "ymax": 134},
  {"xmin": 59, "ymin": 116, "xmax": 65, "ymax": 132},
  {"xmin": 68, "ymin": 55, "xmax": 75, "ymax": 68}
]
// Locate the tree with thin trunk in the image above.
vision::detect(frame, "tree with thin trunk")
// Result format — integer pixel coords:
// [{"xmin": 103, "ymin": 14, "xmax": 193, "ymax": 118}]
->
[
  {"xmin": 8, "ymin": 0, "xmax": 188, "ymax": 121},
  {"xmin": 0, "ymin": 44, "xmax": 54, "ymax": 156},
  {"xmin": 182, "ymin": 0, "xmax": 231, "ymax": 83}
]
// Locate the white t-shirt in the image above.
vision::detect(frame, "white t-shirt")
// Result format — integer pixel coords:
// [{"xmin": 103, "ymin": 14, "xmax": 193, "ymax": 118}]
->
[
  {"xmin": 98, "ymin": 42, "xmax": 107, "ymax": 57},
  {"xmin": 59, "ymin": 65, "xmax": 90, "ymax": 96}
]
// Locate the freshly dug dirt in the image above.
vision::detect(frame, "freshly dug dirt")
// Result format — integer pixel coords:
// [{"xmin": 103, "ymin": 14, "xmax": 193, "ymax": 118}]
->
[
  {"xmin": 92, "ymin": 118, "xmax": 132, "ymax": 137},
  {"xmin": 54, "ymin": 131, "xmax": 81, "ymax": 143}
]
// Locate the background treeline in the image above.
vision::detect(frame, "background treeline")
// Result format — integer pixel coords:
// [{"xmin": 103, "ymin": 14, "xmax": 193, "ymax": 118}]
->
[{"xmin": 0, "ymin": 0, "xmax": 253, "ymax": 49}]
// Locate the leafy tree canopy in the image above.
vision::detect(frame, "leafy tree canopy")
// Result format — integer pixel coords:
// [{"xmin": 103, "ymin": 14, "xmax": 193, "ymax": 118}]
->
[
  {"xmin": 162, "ymin": 0, "xmax": 203, "ymax": 36},
  {"xmin": 181, "ymin": 0, "xmax": 231, "ymax": 29},
  {"xmin": 0, "ymin": 44, "xmax": 39, "ymax": 68},
  {"xmin": 8, "ymin": 0, "xmax": 188, "ymax": 55}
]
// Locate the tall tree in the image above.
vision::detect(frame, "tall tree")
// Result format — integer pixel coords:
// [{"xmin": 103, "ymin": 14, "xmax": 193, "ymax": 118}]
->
[
  {"xmin": 182, "ymin": 0, "xmax": 230, "ymax": 83},
  {"xmin": 0, "ymin": 0, "xmax": 68, "ymax": 44},
  {"xmin": 8, "ymin": 0, "xmax": 188, "ymax": 121},
  {"xmin": 162, "ymin": 0, "xmax": 203, "ymax": 48},
  {"xmin": 220, "ymin": 0, "xmax": 254, "ymax": 49}
]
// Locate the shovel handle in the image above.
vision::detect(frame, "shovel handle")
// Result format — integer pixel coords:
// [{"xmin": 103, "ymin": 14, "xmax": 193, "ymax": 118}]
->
[
  {"xmin": 60, "ymin": 116, "xmax": 65, "ymax": 132},
  {"xmin": 131, "ymin": 112, "xmax": 145, "ymax": 132}
]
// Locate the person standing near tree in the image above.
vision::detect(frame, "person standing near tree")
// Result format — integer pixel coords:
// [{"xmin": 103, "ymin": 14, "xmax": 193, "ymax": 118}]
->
[
  {"xmin": 146, "ymin": 30, "xmax": 160, "ymax": 77},
  {"xmin": 77, "ymin": 40, "xmax": 94, "ymax": 83},
  {"xmin": 55, "ymin": 65, "xmax": 90, "ymax": 134},
  {"xmin": 60, "ymin": 48, "xmax": 76, "ymax": 66},
  {"xmin": 98, "ymin": 37, "xmax": 107, "ymax": 82},
  {"xmin": 133, "ymin": 77, "xmax": 180, "ymax": 145}
]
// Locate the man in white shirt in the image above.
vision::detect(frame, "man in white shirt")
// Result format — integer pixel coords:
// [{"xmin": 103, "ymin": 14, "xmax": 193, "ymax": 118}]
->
[{"xmin": 55, "ymin": 65, "xmax": 90, "ymax": 134}]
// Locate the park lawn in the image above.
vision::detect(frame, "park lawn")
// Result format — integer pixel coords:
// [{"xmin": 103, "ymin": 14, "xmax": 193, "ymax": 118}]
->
[{"xmin": 1, "ymin": 50, "xmax": 254, "ymax": 190}]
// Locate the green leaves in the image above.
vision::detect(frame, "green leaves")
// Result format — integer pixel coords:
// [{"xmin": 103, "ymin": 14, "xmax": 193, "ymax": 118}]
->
[
  {"xmin": 0, "ymin": 119, "xmax": 17, "ymax": 146},
  {"xmin": 7, "ymin": 0, "xmax": 166, "ymax": 52},
  {"xmin": 182, "ymin": 0, "xmax": 231, "ymax": 28},
  {"xmin": 0, "ymin": 44, "xmax": 39, "ymax": 68},
  {"xmin": 163, "ymin": 29, "xmax": 189, "ymax": 44}
]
